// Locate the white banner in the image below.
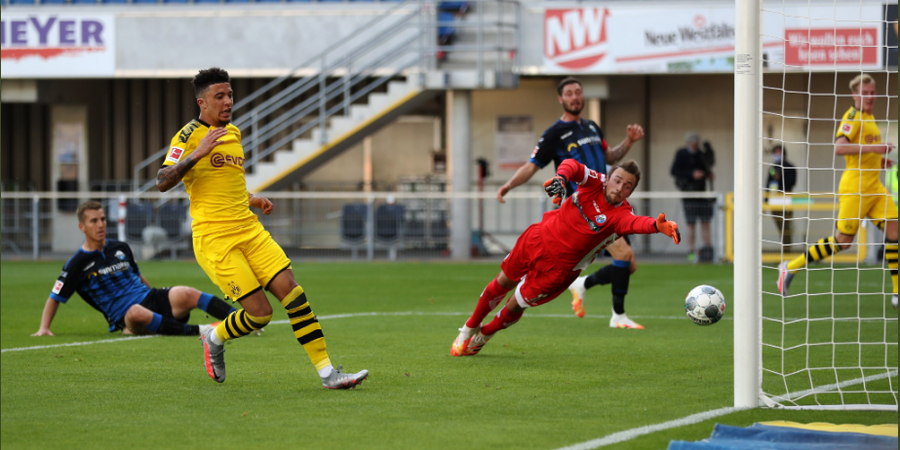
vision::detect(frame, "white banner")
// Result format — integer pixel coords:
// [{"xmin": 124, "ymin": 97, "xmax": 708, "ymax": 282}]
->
[
  {"xmin": 1, "ymin": 14, "xmax": 115, "ymax": 78},
  {"xmin": 544, "ymin": 4, "xmax": 884, "ymax": 74}
]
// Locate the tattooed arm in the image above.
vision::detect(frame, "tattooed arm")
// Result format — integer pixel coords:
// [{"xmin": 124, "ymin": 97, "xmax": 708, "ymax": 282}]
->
[
  {"xmin": 605, "ymin": 124, "xmax": 645, "ymax": 165},
  {"xmin": 156, "ymin": 127, "xmax": 227, "ymax": 192}
]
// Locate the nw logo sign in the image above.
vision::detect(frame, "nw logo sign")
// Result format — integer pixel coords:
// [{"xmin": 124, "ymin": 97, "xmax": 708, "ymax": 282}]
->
[{"xmin": 544, "ymin": 8, "xmax": 611, "ymax": 70}]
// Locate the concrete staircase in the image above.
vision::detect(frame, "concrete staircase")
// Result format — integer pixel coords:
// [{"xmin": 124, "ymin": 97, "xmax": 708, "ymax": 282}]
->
[{"xmin": 245, "ymin": 76, "xmax": 436, "ymax": 192}]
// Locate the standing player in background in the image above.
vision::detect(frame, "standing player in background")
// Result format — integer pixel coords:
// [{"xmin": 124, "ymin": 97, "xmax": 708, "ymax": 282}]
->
[
  {"xmin": 157, "ymin": 68, "xmax": 368, "ymax": 389},
  {"xmin": 33, "ymin": 201, "xmax": 235, "ymax": 337},
  {"xmin": 778, "ymin": 74, "xmax": 898, "ymax": 310},
  {"xmin": 497, "ymin": 77, "xmax": 647, "ymax": 329},
  {"xmin": 453, "ymin": 160, "xmax": 680, "ymax": 356}
]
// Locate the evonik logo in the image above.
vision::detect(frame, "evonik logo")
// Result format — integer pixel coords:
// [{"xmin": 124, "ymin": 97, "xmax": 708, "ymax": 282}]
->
[
  {"xmin": 545, "ymin": 8, "xmax": 611, "ymax": 70},
  {"xmin": 209, "ymin": 153, "xmax": 244, "ymax": 168}
]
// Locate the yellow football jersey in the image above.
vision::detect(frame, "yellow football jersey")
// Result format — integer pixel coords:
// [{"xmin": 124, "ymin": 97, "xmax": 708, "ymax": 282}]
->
[
  {"xmin": 163, "ymin": 119, "xmax": 257, "ymax": 236},
  {"xmin": 835, "ymin": 106, "xmax": 885, "ymax": 193}
]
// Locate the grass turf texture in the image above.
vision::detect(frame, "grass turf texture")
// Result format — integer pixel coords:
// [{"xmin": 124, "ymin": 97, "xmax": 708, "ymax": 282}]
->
[{"xmin": 1, "ymin": 260, "xmax": 895, "ymax": 450}]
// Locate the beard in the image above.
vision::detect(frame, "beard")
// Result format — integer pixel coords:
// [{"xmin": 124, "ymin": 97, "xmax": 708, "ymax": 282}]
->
[{"xmin": 563, "ymin": 102, "xmax": 583, "ymax": 116}]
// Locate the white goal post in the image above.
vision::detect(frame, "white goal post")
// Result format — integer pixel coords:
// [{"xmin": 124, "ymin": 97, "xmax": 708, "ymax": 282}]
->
[
  {"xmin": 735, "ymin": 0, "xmax": 899, "ymax": 411},
  {"xmin": 734, "ymin": 0, "xmax": 763, "ymax": 410}
]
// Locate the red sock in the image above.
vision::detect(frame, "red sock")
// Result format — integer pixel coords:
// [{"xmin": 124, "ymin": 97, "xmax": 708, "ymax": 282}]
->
[
  {"xmin": 465, "ymin": 279, "xmax": 512, "ymax": 329},
  {"xmin": 481, "ymin": 306, "xmax": 524, "ymax": 336}
]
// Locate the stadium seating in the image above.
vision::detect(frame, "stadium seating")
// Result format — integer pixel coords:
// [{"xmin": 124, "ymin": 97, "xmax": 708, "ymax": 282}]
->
[
  {"xmin": 157, "ymin": 201, "xmax": 187, "ymax": 239},
  {"xmin": 125, "ymin": 201, "xmax": 154, "ymax": 242},
  {"xmin": 375, "ymin": 203, "xmax": 405, "ymax": 260},
  {"xmin": 340, "ymin": 203, "xmax": 368, "ymax": 259}
]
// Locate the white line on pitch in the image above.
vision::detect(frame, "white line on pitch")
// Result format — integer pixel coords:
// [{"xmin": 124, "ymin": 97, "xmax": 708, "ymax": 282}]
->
[
  {"xmin": 552, "ymin": 406, "xmax": 749, "ymax": 450},
  {"xmin": 0, "ymin": 311, "xmax": 725, "ymax": 354},
  {"xmin": 1, "ymin": 335, "xmax": 159, "ymax": 353}
]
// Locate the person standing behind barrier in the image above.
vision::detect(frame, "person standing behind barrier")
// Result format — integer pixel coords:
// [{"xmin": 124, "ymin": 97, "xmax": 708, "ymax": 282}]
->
[
  {"xmin": 670, "ymin": 132, "xmax": 715, "ymax": 262},
  {"xmin": 766, "ymin": 145, "xmax": 797, "ymax": 247}
]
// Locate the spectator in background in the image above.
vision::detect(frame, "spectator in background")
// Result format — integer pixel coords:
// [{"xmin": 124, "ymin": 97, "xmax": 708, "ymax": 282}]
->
[
  {"xmin": 670, "ymin": 132, "xmax": 715, "ymax": 262},
  {"xmin": 766, "ymin": 145, "xmax": 797, "ymax": 247}
]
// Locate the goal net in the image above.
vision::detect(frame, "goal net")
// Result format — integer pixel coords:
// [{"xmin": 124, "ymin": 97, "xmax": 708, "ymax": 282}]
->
[{"xmin": 744, "ymin": 0, "xmax": 898, "ymax": 410}]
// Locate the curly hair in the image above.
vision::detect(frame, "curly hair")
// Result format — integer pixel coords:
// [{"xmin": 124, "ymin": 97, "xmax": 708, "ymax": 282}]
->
[{"xmin": 192, "ymin": 67, "xmax": 231, "ymax": 98}]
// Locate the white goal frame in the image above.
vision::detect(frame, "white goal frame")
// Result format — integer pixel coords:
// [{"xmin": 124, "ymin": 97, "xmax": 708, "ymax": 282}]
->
[
  {"xmin": 734, "ymin": 0, "xmax": 763, "ymax": 410},
  {"xmin": 734, "ymin": 0, "xmax": 899, "ymax": 411}
]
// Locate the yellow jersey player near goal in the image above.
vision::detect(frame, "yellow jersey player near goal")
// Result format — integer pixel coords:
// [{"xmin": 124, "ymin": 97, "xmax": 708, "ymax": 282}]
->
[
  {"xmin": 156, "ymin": 67, "xmax": 368, "ymax": 389},
  {"xmin": 778, "ymin": 73, "xmax": 898, "ymax": 310}
]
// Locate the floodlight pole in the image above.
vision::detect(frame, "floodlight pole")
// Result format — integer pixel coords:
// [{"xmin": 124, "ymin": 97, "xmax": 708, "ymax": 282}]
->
[{"xmin": 734, "ymin": 0, "xmax": 762, "ymax": 409}]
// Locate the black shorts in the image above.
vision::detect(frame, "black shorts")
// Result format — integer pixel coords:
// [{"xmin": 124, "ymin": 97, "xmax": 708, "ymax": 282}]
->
[
  {"xmin": 113, "ymin": 288, "xmax": 185, "ymax": 331},
  {"xmin": 682, "ymin": 199, "xmax": 714, "ymax": 224}
]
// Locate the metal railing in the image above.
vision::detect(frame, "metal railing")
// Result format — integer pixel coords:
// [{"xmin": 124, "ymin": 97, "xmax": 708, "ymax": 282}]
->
[
  {"xmin": 3, "ymin": 190, "xmax": 725, "ymax": 262},
  {"xmin": 133, "ymin": 0, "xmax": 521, "ymax": 192}
]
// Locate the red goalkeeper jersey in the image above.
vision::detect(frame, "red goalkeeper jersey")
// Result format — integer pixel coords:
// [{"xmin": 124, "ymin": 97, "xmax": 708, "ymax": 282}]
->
[{"xmin": 539, "ymin": 159, "xmax": 657, "ymax": 271}]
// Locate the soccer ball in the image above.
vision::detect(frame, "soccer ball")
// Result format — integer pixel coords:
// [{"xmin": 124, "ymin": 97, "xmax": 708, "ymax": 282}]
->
[{"xmin": 684, "ymin": 285, "xmax": 726, "ymax": 326}]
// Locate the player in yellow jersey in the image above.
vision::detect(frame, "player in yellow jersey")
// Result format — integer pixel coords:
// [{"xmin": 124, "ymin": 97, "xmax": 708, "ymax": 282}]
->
[
  {"xmin": 778, "ymin": 74, "xmax": 898, "ymax": 310},
  {"xmin": 157, "ymin": 68, "xmax": 368, "ymax": 388}
]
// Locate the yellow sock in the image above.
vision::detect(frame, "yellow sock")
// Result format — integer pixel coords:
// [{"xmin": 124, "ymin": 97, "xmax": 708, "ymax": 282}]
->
[
  {"xmin": 885, "ymin": 241, "xmax": 898, "ymax": 294},
  {"xmin": 214, "ymin": 309, "xmax": 271, "ymax": 342},
  {"xmin": 280, "ymin": 286, "xmax": 332, "ymax": 371},
  {"xmin": 788, "ymin": 236, "xmax": 842, "ymax": 272}
]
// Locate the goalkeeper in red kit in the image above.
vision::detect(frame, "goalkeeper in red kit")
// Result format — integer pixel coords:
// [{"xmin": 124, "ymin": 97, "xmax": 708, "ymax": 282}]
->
[{"xmin": 451, "ymin": 159, "xmax": 681, "ymax": 356}]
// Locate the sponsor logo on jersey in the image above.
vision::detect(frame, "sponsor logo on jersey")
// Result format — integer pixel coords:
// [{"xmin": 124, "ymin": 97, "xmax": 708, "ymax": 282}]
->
[
  {"xmin": 84, "ymin": 261, "xmax": 95, "ymax": 270},
  {"xmin": 545, "ymin": 8, "xmax": 611, "ymax": 70},
  {"xmin": 841, "ymin": 123, "xmax": 853, "ymax": 134},
  {"xmin": 210, "ymin": 153, "xmax": 244, "ymax": 168},
  {"xmin": 577, "ymin": 136, "xmax": 603, "ymax": 146},
  {"xmin": 560, "ymin": 131, "xmax": 574, "ymax": 140},
  {"xmin": 60, "ymin": 271, "xmax": 67, "ymax": 278},
  {"xmin": 98, "ymin": 261, "xmax": 130, "ymax": 276},
  {"xmin": 52, "ymin": 280, "xmax": 64, "ymax": 294},
  {"xmin": 567, "ymin": 143, "xmax": 578, "ymax": 153},
  {"xmin": 166, "ymin": 147, "xmax": 185, "ymax": 164}
]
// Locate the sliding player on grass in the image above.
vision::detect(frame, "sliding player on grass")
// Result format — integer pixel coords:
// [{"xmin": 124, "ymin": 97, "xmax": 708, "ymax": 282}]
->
[
  {"xmin": 778, "ymin": 74, "xmax": 898, "ymax": 309},
  {"xmin": 452, "ymin": 159, "xmax": 681, "ymax": 356},
  {"xmin": 34, "ymin": 201, "xmax": 235, "ymax": 337},
  {"xmin": 157, "ymin": 67, "xmax": 368, "ymax": 389},
  {"xmin": 497, "ymin": 77, "xmax": 647, "ymax": 328}
]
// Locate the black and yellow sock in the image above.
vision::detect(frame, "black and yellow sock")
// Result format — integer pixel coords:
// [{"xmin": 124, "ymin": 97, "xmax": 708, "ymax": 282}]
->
[
  {"xmin": 214, "ymin": 309, "xmax": 271, "ymax": 342},
  {"xmin": 885, "ymin": 240, "xmax": 898, "ymax": 295},
  {"xmin": 787, "ymin": 236, "xmax": 843, "ymax": 272},
  {"xmin": 280, "ymin": 286, "xmax": 332, "ymax": 371}
]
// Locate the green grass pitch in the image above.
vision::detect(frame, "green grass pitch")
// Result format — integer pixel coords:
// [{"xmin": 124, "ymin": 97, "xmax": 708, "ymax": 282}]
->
[{"xmin": 1, "ymin": 260, "xmax": 896, "ymax": 450}]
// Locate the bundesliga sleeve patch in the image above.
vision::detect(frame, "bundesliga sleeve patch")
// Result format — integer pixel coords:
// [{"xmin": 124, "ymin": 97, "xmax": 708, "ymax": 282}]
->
[
  {"xmin": 166, "ymin": 147, "xmax": 185, "ymax": 164},
  {"xmin": 840, "ymin": 123, "xmax": 853, "ymax": 134},
  {"xmin": 52, "ymin": 280, "xmax": 64, "ymax": 294}
]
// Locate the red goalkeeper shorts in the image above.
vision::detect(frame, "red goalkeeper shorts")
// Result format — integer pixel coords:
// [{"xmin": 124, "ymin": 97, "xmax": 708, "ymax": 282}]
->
[{"xmin": 500, "ymin": 223, "xmax": 581, "ymax": 308}]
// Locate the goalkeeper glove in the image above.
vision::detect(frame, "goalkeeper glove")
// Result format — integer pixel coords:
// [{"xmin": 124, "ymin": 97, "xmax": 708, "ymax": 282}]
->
[
  {"xmin": 543, "ymin": 175, "xmax": 568, "ymax": 205},
  {"xmin": 655, "ymin": 213, "xmax": 681, "ymax": 245}
]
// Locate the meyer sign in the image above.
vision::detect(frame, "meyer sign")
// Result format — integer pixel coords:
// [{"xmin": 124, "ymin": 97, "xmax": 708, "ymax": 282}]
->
[
  {"xmin": 544, "ymin": 4, "xmax": 884, "ymax": 74},
  {"xmin": 1, "ymin": 14, "xmax": 115, "ymax": 78}
]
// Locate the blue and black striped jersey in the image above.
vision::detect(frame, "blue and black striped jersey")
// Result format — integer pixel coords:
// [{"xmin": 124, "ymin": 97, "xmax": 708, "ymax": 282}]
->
[
  {"xmin": 49, "ymin": 239, "xmax": 150, "ymax": 331},
  {"xmin": 530, "ymin": 119, "xmax": 609, "ymax": 195}
]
